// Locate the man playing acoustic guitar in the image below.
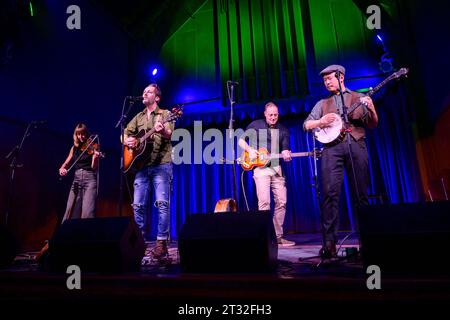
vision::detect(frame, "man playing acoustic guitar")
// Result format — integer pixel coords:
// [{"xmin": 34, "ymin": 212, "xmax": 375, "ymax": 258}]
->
[
  {"xmin": 304, "ymin": 64, "xmax": 378, "ymax": 257},
  {"xmin": 238, "ymin": 101, "xmax": 295, "ymax": 247},
  {"xmin": 123, "ymin": 83, "xmax": 174, "ymax": 262}
]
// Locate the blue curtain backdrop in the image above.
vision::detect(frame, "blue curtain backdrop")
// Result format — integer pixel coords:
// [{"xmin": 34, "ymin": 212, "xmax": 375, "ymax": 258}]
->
[{"xmin": 144, "ymin": 82, "xmax": 423, "ymax": 240}]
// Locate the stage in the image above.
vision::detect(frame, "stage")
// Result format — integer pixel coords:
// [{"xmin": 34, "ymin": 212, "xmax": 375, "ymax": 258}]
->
[{"xmin": 1, "ymin": 232, "xmax": 449, "ymax": 314}]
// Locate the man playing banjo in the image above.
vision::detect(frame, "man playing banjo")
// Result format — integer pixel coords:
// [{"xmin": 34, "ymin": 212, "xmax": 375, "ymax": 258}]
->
[{"xmin": 303, "ymin": 64, "xmax": 378, "ymax": 257}]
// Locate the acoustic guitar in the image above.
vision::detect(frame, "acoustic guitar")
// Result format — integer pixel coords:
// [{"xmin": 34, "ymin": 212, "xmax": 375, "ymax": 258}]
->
[
  {"xmin": 214, "ymin": 198, "xmax": 237, "ymax": 213},
  {"xmin": 122, "ymin": 107, "xmax": 183, "ymax": 173}
]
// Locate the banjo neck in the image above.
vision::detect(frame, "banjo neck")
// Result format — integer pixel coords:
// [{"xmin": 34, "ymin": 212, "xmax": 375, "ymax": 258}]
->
[{"xmin": 348, "ymin": 67, "xmax": 409, "ymax": 114}]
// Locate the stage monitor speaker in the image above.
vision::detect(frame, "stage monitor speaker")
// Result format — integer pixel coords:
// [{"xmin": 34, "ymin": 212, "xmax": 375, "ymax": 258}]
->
[
  {"xmin": 358, "ymin": 201, "xmax": 450, "ymax": 276},
  {"xmin": 178, "ymin": 211, "xmax": 277, "ymax": 273},
  {"xmin": 0, "ymin": 225, "xmax": 17, "ymax": 269},
  {"xmin": 46, "ymin": 217, "xmax": 145, "ymax": 272}
]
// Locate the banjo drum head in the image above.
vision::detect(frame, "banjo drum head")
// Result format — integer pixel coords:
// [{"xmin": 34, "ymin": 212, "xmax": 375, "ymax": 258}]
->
[{"xmin": 314, "ymin": 115, "xmax": 343, "ymax": 144}]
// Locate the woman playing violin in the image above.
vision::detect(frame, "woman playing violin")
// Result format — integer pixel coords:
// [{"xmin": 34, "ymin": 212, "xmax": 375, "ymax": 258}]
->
[{"xmin": 59, "ymin": 123, "xmax": 102, "ymax": 222}]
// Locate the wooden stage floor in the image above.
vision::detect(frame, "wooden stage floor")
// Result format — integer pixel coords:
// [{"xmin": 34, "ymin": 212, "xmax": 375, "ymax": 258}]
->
[{"xmin": 1, "ymin": 232, "xmax": 449, "ymax": 314}]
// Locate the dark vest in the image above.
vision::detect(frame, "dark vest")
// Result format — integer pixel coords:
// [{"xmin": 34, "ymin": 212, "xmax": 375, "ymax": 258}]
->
[{"xmin": 322, "ymin": 91, "xmax": 366, "ymax": 141}]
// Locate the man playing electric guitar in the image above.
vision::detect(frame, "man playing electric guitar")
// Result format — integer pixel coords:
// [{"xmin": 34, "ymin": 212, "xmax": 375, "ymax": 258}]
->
[
  {"xmin": 238, "ymin": 101, "xmax": 295, "ymax": 247},
  {"xmin": 123, "ymin": 83, "xmax": 174, "ymax": 262}
]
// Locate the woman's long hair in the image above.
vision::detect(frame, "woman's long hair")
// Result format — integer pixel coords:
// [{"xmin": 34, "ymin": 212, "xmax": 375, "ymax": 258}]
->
[{"xmin": 73, "ymin": 123, "xmax": 90, "ymax": 147}]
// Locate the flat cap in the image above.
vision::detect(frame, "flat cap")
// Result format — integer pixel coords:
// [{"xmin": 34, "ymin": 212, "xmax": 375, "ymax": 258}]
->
[{"xmin": 319, "ymin": 64, "xmax": 345, "ymax": 76}]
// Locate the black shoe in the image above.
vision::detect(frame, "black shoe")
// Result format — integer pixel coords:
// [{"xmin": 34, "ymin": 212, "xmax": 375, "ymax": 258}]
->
[{"xmin": 320, "ymin": 241, "xmax": 336, "ymax": 259}]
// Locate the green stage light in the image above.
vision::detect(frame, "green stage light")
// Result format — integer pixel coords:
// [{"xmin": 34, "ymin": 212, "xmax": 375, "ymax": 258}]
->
[{"xmin": 29, "ymin": 2, "xmax": 34, "ymax": 17}]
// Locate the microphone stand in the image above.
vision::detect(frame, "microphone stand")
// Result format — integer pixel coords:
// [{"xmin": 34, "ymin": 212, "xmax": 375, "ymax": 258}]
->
[
  {"xmin": 297, "ymin": 131, "xmax": 333, "ymax": 267},
  {"xmin": 4, "ymin": 121, "xmax": 38, "ymax": 225},
  {"xmin": 299, "ymin": 136, "xmax": 359, "ymax": 268},
  {"xmin": 336, "ymin": 70, "xmax": 362, "ymax": 257},
  {"xmin": 311, "ymin": 132, "xmax": 332, "ymax": 265},
  {"xmin": 115, "ymin": 97, "xmax": 136, "ymax": 216},
  {"xmin": 226, "ymin": 81, "xmax": 238, "ymax": 207},
  {"xmin": 336, "ymin": 71, "xmax": 349, "ymax": 125}
]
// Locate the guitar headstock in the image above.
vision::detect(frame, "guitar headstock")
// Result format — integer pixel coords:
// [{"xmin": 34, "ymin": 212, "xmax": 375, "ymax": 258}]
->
[{"xmin": 165, "ymin": 105, "xmax": 184, "ymax": 123}]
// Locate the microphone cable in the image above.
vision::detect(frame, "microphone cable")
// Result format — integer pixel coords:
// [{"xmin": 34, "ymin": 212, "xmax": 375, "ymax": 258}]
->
[{"xmin": 240, "ymin": 169, "xmax": 250, "ymax": 211}]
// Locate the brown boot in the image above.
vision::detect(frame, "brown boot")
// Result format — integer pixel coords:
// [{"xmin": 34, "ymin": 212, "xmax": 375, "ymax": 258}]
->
[{"xmin": 152, "ymin": 240, "xmax": 168, "ymax": 260}]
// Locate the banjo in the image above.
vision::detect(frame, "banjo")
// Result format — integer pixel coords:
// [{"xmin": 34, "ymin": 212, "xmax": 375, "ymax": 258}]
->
[{"xmin": 314, "ymin": 68, "xmax": 409, "ymax": 146}]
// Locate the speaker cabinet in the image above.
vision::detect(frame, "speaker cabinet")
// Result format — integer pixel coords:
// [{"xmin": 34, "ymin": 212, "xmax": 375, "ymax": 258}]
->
[
  {"xmin": 0, "ymin": 225, "xmax": 17, "ymax": 269},
  {"xmin": 358, "ymin": 201, "xmax": 450, "ymax": 276},
  {"xmin": 46, "ymin": 217, "xmax": 145, "ymax": 272},
  {"xmin": 178, "ymin": 212, "xmax": 277, "ymax": 273}
]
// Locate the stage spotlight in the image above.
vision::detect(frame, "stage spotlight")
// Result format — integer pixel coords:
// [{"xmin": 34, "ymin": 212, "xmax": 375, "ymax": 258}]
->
[
  {"xmin": 376, "ymin": 34, "xmax": 387, "ymax": 51},
  {"xmin": 149, "ymin": 66, "xmax": 159, "ymax": 83}
]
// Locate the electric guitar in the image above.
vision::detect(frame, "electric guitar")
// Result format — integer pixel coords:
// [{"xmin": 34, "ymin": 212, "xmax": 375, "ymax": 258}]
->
[
  {"xmin": 237, "ymin": 147, "xmax": 320, "ymax": 171},
  {"xmin": 122, "ymin": 107, "xmax": 183, "ymax": 173},
  {"xmin": 314, "ymin": 67, "xmax": 409, "ymax": 146}
]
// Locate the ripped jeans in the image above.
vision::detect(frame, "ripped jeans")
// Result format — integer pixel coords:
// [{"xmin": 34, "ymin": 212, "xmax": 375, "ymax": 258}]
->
[{"xmin": 132, "ymin": 163, "xmax": 172, "ymax": 240}]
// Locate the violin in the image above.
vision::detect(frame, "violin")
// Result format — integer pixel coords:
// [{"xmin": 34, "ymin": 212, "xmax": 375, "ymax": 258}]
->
[{"xmin": 81, "ymin": 137, "xmax": 105, "ymax": 158}]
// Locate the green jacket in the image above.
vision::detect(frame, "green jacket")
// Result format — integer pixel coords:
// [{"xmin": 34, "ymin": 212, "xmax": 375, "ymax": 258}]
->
[{"xmin": 124, "ymin": 106, "xmax": 174, "ymax": 166}]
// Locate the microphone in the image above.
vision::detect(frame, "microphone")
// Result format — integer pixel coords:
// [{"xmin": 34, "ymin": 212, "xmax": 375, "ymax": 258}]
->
[
  {"xmin": 335, "ymin": 70, "xmax": 341, "ymax": 79},
  {"xmin": 227, "ymin": 80, "xmax": 239, "ymax": 86},
  {"xmin": 126, "ymin": 96, "xmax": 143, "ymax": 101}
]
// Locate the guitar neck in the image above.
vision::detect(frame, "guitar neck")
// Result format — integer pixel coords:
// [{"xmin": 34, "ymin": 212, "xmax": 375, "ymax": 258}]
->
[
  {"xmin": 140, "ymin": 127, "xmax": 156, "ymax": 143},
  {"xmin": 269, "ymin": 152, "xmax": 311, "ymax": 159},
  {"xmin": 139, "ymin": 118, "xmax": 169, "ymax": 143}
]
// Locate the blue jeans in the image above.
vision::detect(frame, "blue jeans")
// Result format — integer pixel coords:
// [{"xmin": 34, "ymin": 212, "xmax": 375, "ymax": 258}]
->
[{"xmin": 132, "ymin": 163, "xmax": 172, "ymax": 240}]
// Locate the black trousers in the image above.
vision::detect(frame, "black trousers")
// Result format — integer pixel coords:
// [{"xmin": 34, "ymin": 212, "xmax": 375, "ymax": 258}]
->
[{"xmin": 320, "ymin": 136, "xmax": 369, "ymax": 243}]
